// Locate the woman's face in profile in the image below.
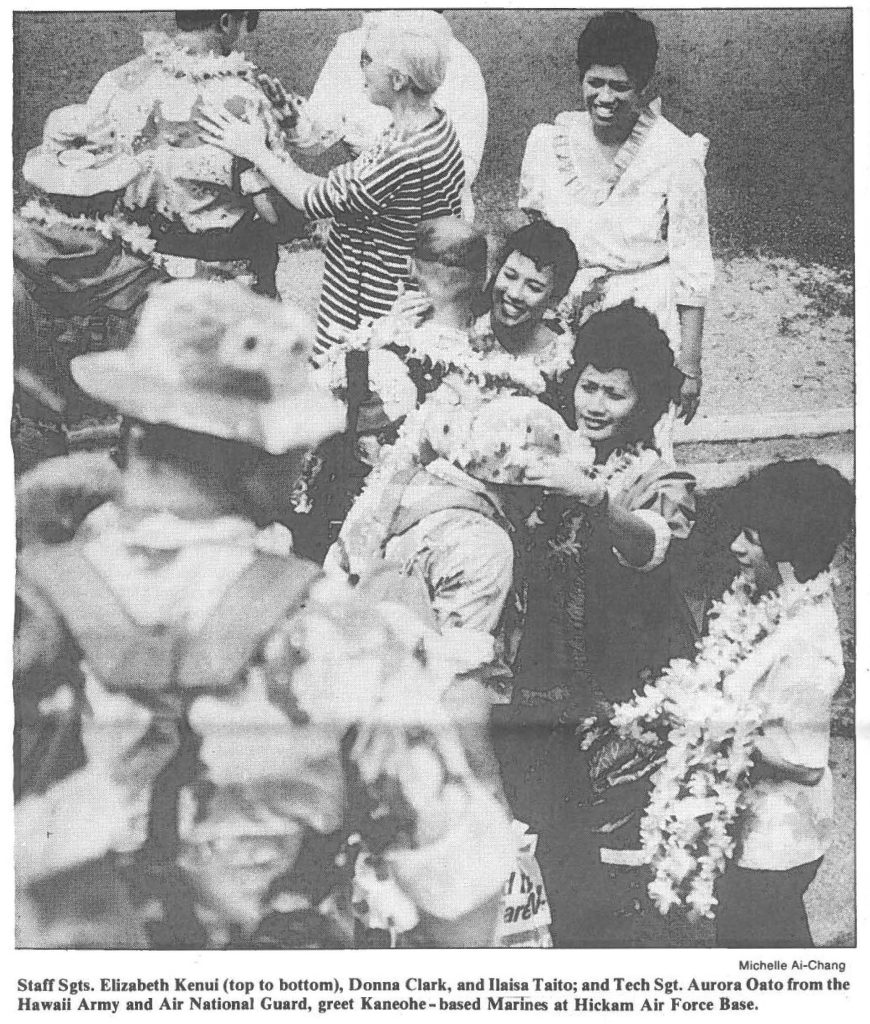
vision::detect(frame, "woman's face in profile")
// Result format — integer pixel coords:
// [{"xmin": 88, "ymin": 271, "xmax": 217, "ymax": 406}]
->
[
  {"xmin": 581, "ymin": 63, "xmax": 642, "ymax": 137},
  {"xmin": 360, "ymin": 37, "xmax": 398, "ymax": 109},
  {"xmin": 573, "ymin": 364, "xmax": 640, "ymax": 444},
  {"xmin": 491, "ymin": 252, "xmax": 556, "ymax": 328}
]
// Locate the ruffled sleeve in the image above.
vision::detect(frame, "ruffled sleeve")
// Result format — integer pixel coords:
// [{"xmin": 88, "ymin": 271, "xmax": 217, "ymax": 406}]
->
[
  {"xmin": 666, "ymin": 137, "xmax": 715, "ymax": 307},
  {"xmin": 609, "ymin": 455, "xmax": 696, "ymax": 572},
  {"xmin": 518, "ymin": 123, "xmax": 555, "ymax": 217}
]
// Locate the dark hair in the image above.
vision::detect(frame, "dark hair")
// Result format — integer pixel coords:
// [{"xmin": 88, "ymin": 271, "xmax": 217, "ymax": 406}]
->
[
  {"xmin": 492, "ymin": 221, "xmax": 580, "ymax": 304},
  {"xmin": 576, "ymin": 10, "xmax": 658, "ymax": 90},
  {"xmin": 175, "ymin": 10, "xmax": 259, "ymax": 33},
  {"xmin": 555, "ymin": 301, "xmax": 677, "ymax": 439},
  {"xmin": 726, "ymin": 460, "xmax": 853, "ymax": 582}
]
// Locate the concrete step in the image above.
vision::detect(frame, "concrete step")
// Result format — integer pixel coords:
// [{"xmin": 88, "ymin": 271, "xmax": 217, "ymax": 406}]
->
[
  {"xmin": 674, "ymin": 408, "xmax": 853, "ymax": 444},
  {"xmin": 686, "ymin": 450, "xmax": 853, "ymax": 492}
]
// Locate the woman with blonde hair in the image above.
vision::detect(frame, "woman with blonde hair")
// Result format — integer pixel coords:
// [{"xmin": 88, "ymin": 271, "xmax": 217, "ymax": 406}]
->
[{"xmin": 198, "ymin": 11, "xmax": 465, "ymax": 356}]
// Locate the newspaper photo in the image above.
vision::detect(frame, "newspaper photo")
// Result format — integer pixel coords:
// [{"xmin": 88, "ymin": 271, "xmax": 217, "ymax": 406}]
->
[{"xmin": 5, "ymin": 2, "xmax": 863, "ymax": 1021}]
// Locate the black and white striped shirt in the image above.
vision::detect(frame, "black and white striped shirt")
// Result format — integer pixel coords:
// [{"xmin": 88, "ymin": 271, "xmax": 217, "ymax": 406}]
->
[{"xmin": 303, "ymin": 108, "xmax": 464, "ymax": 354}]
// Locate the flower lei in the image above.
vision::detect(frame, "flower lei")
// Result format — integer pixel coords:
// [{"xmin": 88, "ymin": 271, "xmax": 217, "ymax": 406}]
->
[
  {"xmin": 20, "ymin": 198, "xmax": 157, "ymax": 257},
  {"xmin": 142, "ymin": 31, "xmax": 256, "ymax": 83},
  {"xmin": 610, "ymin": 569, "xmax": 835, "ymax": 919},
  {"xmin": 545, "ymin": 444, "xmax": 650, "ymax": 563},
  {"xmin": 335, "ymin": 315, "xmax": 573, "ymax": 398},
  {"xmin": 19, "ymin": 198, "xmax": 256, "ymax": 282}
]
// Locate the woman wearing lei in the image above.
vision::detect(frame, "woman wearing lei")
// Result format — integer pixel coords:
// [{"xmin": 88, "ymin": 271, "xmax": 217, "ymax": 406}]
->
[
  {"xmin": 349, "ymin": 218, "xmax": 580, "ymax": 404},
  {"xmin": 492, "ymin": 299, "xmax": 698, "ymax": 947},
  {"xmin": 472, "ymin": 220, "xmax": 578, "ymax": 371},
  {"xmin": 612, "ymin": 460, "xmax": 851, "ymax": 946}
]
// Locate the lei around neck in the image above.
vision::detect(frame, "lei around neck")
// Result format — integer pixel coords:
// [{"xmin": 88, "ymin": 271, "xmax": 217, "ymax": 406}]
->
[
  {"xmin": 334, "ymin": 314, "xmax": 573, "ymax": 398},
  {"xmin": 142, "ymin": 31, "xmax": 257, "ymax": 82}
]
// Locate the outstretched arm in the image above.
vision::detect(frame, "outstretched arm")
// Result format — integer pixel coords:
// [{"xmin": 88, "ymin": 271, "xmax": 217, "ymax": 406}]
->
[{"xmin": 198, "ymin": 105, "xmax": 320, "ymax": 209}]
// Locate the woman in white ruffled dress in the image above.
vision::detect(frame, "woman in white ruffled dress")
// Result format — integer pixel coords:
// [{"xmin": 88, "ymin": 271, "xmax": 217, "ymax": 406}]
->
[{"xmin": 518, "ymin": 10, "xmax": 715, "ymax": 429}]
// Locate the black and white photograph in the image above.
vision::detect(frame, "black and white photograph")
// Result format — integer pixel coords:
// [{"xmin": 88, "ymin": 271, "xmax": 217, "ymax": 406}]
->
[{"xmin": 7, "ymin": 0, "xmax": 859, "ymax": 978}]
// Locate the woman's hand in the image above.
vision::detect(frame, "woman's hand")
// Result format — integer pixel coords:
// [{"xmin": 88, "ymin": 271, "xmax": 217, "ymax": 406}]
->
[
  {"xmin": 524, "ymin": 456, "xmax": 607, "ymax": 505},
  {"xmin": 676, "ymin": 371, "xmax": 702, "ymax": 424},
  {"xmin": 257, "ymin": 73, "xmax": 304, "ymax": 133},
  {"xmin": 197, "ymin": 103, "xmax": 270, "ymax": 163}
]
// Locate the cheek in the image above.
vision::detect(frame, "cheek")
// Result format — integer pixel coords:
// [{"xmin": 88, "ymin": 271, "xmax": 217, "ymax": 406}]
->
[
  {"xmin": 529, "ymin": 288, "xmax": 553, "ymax": 312},
  {"xmin": 612, "ymin": 398, "xmax": 639, "ymax": 425}
]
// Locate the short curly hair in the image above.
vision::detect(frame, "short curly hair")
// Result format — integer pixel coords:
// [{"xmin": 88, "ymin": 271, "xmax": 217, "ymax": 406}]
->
[
  {"xmin": 489, "ymin": 221, "xmax": 580, "ymax": 305},
  {"xmin": 554, "ymin": 301, "xmax": 678, "ymax": 440},
  {"xmin": 725, "ymin": 460, "xmax": 853, "ymax": 582},
  {"xmin": 576, "ymin": 10, "xmax": 659, "ymax": 90}
]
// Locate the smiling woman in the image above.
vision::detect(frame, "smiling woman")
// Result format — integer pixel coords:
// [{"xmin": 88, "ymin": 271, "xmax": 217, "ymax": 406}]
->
[
  {"xmin": 494, "ymin": 300, "xmax": 700, "ymax": 947},
  {"xmin": 518, "ymin": 10, "xmax": 715, "ymax": 428},
  {"xmin": 479, "ymin": 221, "xmax": 578, "ymax": 359}
]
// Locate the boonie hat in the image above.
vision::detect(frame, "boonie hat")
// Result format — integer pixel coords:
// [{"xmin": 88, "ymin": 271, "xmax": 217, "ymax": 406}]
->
[
  {"xmin": 23, "ymin": 104, "xmax": 140, "ymax": 197},
  {"xmin": 71, "ymin": 281, "xmax": 345, "ymax": 454}
]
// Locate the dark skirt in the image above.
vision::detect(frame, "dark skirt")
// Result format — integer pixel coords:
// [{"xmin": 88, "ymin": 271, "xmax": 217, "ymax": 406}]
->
[{"xmin": 492, "ymin": 540, "xmax": 705, "ymax": 947}]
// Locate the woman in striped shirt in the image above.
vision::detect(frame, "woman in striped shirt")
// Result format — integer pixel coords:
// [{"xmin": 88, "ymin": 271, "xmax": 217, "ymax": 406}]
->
[{"xmin": 199, "ymin": 13, "xmax": 465, "ymax": 355}]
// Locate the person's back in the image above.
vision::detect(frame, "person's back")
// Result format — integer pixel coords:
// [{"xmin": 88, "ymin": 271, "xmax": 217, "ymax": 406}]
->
[
  {"xmin": 15, "ymin": 281, "xmax": 519, "ymax": 949},
  {"xmin": 85, "ymin": 12, "xmax": 299, "ymax": 293},
  {"xmin": 304, "ymin": 13, "xmax": 487, "ymax": 218}
]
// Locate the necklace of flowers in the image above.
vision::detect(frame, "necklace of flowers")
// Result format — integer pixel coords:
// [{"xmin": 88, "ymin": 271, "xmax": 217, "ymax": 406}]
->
[
  {"xmin": 20, "ymin": 198, "xmax": 158, "ymax": 256},
  {"xmin": 543, "ymin": 443, "xmax": 647, "ymax": 560},
  {"xmin": 337, "ymin": 315, "xmax": 572, "ymax": 398},
  {"xmin": 143, "ymin": 31, "xmax": 256, "ymax": 82},
  {"xmin": 610, "ymin": 568, "xmax": 835, "ymax": 919}
]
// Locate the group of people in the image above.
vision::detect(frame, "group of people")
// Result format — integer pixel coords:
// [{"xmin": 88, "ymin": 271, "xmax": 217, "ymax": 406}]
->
[{"xmin": 12, "ymin": 9, "xmax": 853, "ymax": 951}]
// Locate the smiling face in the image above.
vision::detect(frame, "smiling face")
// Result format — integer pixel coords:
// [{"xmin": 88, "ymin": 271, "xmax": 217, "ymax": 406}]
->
[
  {"xmin": 492, "ymin": 252, "xmax": 556, "ymax": 329},
  {"xmin": 573, "ymin": 364, "xmax": 640, "ymax": 445},
  {"xmin": 730, "ymin": 527, "xmax": 783, "ymax": 593},
  {"xmin": 581, "ymin": 63, "xmax": 642, "ymax": 138}
]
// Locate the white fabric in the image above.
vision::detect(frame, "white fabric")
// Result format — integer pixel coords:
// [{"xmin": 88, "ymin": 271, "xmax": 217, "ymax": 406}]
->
[
  {"xmin": 304, "ymin": 25, "xmax": 487, "ymax": 219},
  {"xmin": 612, "ymin": 507, "xmax": 673, "ymax": 573},
  {"xmin": 520, "ymin": 104, "xmax": 715, "ymax": 359},
  {"xmin": 729, "ymin": 595, "xmax": 844, "ymax": 871}
]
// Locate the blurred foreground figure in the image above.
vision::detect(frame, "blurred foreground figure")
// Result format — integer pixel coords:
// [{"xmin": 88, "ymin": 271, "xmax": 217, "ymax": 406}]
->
[{"xmin": 14, "ymin": 281, "xmax": 517, "ymax": 949}]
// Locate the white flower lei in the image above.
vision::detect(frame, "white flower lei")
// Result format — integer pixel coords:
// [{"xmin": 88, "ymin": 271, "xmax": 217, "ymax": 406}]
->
[
  {"xmin": 610, "ymin": 569, "xmax": 835, "ymax": 919},
  {"xmin": 334, "ymin": 315, "xmax": 573, "ymax": 398},
  {"xmin": 142, "ymin": 31, "xmax": 256, "ymax": 82},
  {"xmin": 19, "ymin": 199, "xmax": 249, "ymax": 281},
  {"xmin": 20, "ymin": 198, "xmax": 157, "ymax": 257}
]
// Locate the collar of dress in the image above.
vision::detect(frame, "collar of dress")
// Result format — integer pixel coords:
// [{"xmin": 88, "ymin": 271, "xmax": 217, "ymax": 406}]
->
[{"xmin": 554, "ymin": 97, "xmax": 662, "ymax": 202}]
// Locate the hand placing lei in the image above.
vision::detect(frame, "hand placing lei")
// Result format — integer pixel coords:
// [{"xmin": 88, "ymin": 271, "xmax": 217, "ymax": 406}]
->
[
  {"xmin": 544, "ymin": 444, "xmax": 653, "ymax": 562},
  {"xmin": 609, "ymin": 568, "xmax": 835, "ymax": 918}
]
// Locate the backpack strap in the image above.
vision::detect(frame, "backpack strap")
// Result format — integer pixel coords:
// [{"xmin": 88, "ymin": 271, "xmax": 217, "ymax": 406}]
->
[
  {"xmin": 179, "ymin": 551, "xmax": 322, "ymax": 692},
  {"xmin": 18, "ymin": 544, "xmax": 322, "ymax": 695},
  {"xmin": 17, "ymin": 542, "xmax": 181, "ymax": 694}
]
